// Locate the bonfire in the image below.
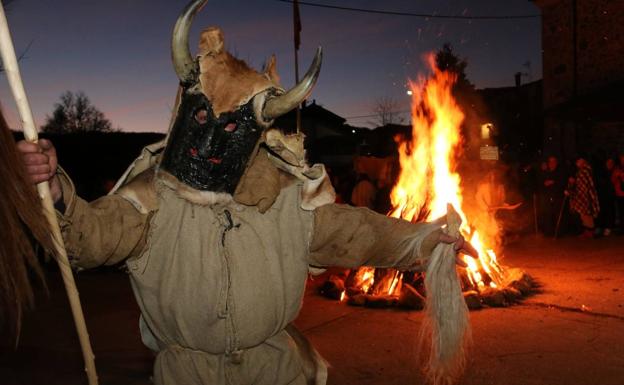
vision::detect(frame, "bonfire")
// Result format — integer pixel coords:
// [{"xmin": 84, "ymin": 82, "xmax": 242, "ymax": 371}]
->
[{"xmin": 320, "ymin": 55, "xmax": 534, "ymax": 309}]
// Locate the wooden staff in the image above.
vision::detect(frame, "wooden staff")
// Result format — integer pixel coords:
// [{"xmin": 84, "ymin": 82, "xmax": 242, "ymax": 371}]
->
[{"xmin": 0, "ymin": 3, "xmax": 98, "ymax": 384}]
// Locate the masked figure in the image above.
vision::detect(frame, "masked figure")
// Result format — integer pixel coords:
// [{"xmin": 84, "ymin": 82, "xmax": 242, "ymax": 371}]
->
[{"xmin": 41, "ymin": 1, "xmax": 473, "ymax": 384}]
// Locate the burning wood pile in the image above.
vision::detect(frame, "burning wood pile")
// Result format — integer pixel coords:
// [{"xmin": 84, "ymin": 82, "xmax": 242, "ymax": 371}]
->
[
  {"xmin": 319, "ymin": 56, "xmax": 536, "ymax": 310},
  {"xmin": 320, "ymin": 267, "xmax": 534, "ymax": 310}
]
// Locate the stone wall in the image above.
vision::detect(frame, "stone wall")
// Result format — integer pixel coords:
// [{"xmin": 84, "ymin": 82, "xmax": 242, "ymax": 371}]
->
[
  {"xmin": 536, "ymin": 0, "xmax": 624, "ymax": 158},
  {"xmin": 537, "ymin": 0, "xmax": 624, "ymax": 108}
]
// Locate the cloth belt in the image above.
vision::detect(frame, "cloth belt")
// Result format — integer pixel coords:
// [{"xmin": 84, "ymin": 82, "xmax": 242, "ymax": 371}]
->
[{"xmin": 166, "ymin": 344, "xmax": 247, "ymax": 365}]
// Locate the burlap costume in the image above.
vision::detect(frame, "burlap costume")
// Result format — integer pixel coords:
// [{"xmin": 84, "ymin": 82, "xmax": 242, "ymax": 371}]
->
[
  {"xmin": 55, "ymin": 149, "xmax": 442, "ymax": 384},
  {"xmin": 51, "ymin": 8, "xmax": 463, "ymax": 384}
]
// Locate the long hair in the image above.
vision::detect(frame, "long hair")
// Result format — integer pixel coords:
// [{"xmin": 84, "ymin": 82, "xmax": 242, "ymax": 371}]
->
[
  {"xmin": 0, "ymin": 112, "xmax": 52, "ymax": 344},
  {"xmin": 421, "ymin": 205, "xmax": 470, "ymax": 385}
]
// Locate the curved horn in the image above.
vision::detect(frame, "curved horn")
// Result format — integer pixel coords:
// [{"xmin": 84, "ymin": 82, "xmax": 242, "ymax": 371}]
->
[
  {"xmin": 172, "ymin": 0, "xmax": 207, "ymax": 83},
  {"xmin": 263, "ymin": 47, "xmax": 323, "ymax": 120}
]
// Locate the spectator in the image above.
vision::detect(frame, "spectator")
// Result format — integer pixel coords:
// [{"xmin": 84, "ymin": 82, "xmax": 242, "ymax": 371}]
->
[
  {"xmin": 334, "ymin": 169, "xmax": 356, "ymax": 205},
  {"xmin": 373, "ymin": 162, "xmax": 395, "ymax": 214},
  {"xmin": 595, "ymin": 158, "xmax": 617, "ymax": 236},
  {"xmin": 539, "ymin": 156, "xmax": 566, "ymax": 236},
  {"xmin": 566, "ymin": 157, "xmax": 600, "ymax": 238},
  {"xmin": 613, "ymin": 155, "xmax": 624, "ymax": 231},
  {"xmin": 350, "ymin": 173, "xmax": 377, "ymax": 209}
]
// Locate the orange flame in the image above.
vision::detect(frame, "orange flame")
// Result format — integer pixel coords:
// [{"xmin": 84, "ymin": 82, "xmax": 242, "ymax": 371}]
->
[
  {"xmin": 389, "ymin": 54, "xmax": 504, "ymax": 290},
  {"xmin": 356, "ymin": 267, "xmax": 376, "ymax": 293}
]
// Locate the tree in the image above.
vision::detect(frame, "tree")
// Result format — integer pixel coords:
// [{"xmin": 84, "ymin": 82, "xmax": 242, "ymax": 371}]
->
[
  {"xmin": 41, "ymin": 91, "xmax": 114, "ymax": 133},
  {"xmin": 371, "ymin": 96, "xmax": 405, "ymax": 127},
  {"xmin": 435, "ymin": 43, "xmax": 474, "ymax": 93},
  {"xmin": 0, "ymin": 1, "xmax": 33, "ymax": 73}
]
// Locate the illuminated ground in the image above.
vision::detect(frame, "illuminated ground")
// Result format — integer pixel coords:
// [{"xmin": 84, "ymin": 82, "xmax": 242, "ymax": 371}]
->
[{"xmin": 2, "ymin": 235, "xmax": 623, "ymax": 385}]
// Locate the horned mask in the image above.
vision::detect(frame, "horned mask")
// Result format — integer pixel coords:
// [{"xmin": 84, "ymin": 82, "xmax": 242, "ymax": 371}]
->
[{"xmin": 160, "ymin": 0, "xmax": 322, "ymax": 194}]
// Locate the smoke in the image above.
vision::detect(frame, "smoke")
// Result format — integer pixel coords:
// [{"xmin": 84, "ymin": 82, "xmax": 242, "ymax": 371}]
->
[{"xmin": 456, "ymin": 89, "xmax": 534, "ymax": 253}]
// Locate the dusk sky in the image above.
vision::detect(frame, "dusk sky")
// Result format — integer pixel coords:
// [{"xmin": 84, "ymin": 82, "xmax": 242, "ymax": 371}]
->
[{"xmin": 1, "ymin": 0, "xmax": 542, "ymax": 133}]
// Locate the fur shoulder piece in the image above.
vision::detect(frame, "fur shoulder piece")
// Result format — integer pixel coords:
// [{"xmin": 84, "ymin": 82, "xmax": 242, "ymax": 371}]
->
[
  {"xmin": 263, "ymin": 129, "xmax": 336, "ymax": 210},
  {"xmin": 157, "ymin": 169, "xmax": 233, "ymax": 206},
  {"xmin": 233, "ymin": 144, "xmax": 283, "ymax": 213},
  {"xmin": 115, "ymin": 167, "xmax": 159, "ymax": 214},
  {"xmin": 269, "ymin": 156, "xmax": 335, "ymax": 211},
  {"xmin": 109, "ymin": 139, "xmax": 165, "ymax": 195},
  {"xmin": 234, "ymin": 129, "xmax": 336, "ymax": 212}
]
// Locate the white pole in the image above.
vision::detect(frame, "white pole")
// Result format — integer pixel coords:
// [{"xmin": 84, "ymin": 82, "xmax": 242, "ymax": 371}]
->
[{"xmin": 0, "ymin": 3, "xmax": 98, "ymax": 384}]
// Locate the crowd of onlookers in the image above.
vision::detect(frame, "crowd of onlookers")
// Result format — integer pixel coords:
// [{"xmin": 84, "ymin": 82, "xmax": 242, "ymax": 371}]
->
[
  {"xmin": 330, "ymin": 168, "xmax": 393, "ymax": 214},
  {"xmin": 327, "ymin": 152, "xmax": 624, "ymax": 240},
  {"xmin": 529, "ymin": 153, "xmax": 624, "ymax": 238}
]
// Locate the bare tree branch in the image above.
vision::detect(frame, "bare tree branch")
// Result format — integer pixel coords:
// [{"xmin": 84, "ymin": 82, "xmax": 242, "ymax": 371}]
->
[{"xmin": 371, "ymin": 96, "xmax": 405, "ymax": 127}]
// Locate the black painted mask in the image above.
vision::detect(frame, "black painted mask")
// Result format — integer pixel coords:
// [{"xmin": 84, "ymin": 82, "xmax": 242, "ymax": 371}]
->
[
  {"xmin": 160, "ymin": 90, "xmax": 268, "ymax": 194},
  {"xmin": 162, "ymin": 0, "xmax": 322, "ymax": 195}
]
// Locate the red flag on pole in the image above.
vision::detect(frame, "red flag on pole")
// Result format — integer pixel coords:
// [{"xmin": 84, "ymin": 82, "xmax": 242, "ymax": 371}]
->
[{"xmin": 293, "ymin": 0, "xmax": 301, "ymax": 51}]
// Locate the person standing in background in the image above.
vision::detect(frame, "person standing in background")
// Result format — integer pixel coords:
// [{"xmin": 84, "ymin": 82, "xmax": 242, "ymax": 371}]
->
[
  {"xmin": 351, "ymin": 173, "xmax": 377, "ymax": 209},
  {"xmin": 614, "ymin": 155, "xmax": 624, "ymax": 232},
  {"xmin": 596, "ymin": 158, "xmax": 617, "ymax": 236},
  {"xmin": 539, "ymin": 156, "xmax": 566, "ymax": 236},
  {"xmin": 567, "ymin": 157, "xmax": 600, "ymax": 238}
]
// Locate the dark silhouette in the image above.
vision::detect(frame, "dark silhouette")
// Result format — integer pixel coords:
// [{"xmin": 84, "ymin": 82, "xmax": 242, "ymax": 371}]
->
[
  {"xmin": 371, "ymin": 96, "xmax": 404, "ymax": 127},
  {"xmin": 41, "ymin": 91, "xmax": 114, "ymax": 134},
  {"xmin": 539, "ymin": 156, "xmax": 566, "ymax": 236},
  {"xmin": 435, "ymin": 43, "xmax": 475, "ymax": 92},
  {"xmin": 595, "ymin": 158, "xmax": 617, "ymax": 236}
]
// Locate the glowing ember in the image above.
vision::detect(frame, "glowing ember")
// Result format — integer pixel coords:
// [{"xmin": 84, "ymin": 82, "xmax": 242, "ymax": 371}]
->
[{"xmin": 356, "ymin": 267, "xmax": 376, "ymax": 293}]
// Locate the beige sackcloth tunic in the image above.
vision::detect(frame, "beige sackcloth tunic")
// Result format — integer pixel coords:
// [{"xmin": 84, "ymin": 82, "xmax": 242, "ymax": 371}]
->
[{"xmin": 55, "ymin": 147, "xmax": 442, "ymax": 385}]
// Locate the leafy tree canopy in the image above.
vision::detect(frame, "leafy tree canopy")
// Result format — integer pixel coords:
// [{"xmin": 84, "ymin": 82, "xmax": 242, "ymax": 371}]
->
[
  {"xmin": 435, "ymin": 43, "xmax": 474, "ymax": 91},
  {"xmin": 41, "ymin": 91, "xmax": 115, "ymax": 133}
]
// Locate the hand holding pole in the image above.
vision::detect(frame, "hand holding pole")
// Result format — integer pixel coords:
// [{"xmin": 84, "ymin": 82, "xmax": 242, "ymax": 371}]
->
[{"xmin": 0, "ymin": 3, "xmax": 98, "ymax": 384}]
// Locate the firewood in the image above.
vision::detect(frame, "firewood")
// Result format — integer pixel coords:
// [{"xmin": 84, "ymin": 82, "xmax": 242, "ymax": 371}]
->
[
  {"xmin": 502, "ymin": 287, "xmax": 522, "ymax": 302},
  {"xmin": 365, "ymin": 294, "xmax": 399, "ymax": 308},
  {"xmin": 520, "ymin": 273, "xmax": 536, "ymax": 289},
  {"xmin": 371, "ymin": 268, "xmax": 391, "ymax": 294},
  {"xmin": 510, "ymin": 279, "xmax": 531, "ymax": 295},
  {"xmin": 344, "ymin": 269, "xmax": 359, "ymax": 289},
  {"xmin": 463, "ymin": 290, "xmax": 482, "ymax": 310},
  {"xmin": 459, "ymin": 272, "xmax": 475, "ymax": 292},
  {"xmin": 319, "ymin": 275, "xmax": 345, "ymax": 300},
  {"xmin": 347, "ymin": 294, "xmax": 367, "ymax": 306},
  {"xmin": 346, "ymin": 286, "xmax": 364, "ymax": 297},
  {"xmin": 398, "ymin": 284, "xmax": 426, "ymax": 309},
  {"xmin": 481, "ymin": 287, "xmax": 506, "ymax": 307}
]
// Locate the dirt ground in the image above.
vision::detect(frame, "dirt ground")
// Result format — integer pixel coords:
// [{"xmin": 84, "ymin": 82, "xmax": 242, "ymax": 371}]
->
[{"xmin": 1, "ymin": 234, "xmax": 623, "ymax": 385}]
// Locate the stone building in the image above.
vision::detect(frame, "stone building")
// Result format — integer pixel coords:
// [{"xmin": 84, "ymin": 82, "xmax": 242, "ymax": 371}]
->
[{"xmin": 534, "ymin": 0, "xmax": 624, "ymax": 160}]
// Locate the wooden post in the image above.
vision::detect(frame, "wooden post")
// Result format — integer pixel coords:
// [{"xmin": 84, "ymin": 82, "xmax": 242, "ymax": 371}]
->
[
  {"xmin": 293, "ymin": 0, "xmax": 301, "ymax": 134},
  {"xmin": 294, "ymin": 45, "xmax": 301, "ymax": 134},
  {"xmin": 0, "ymin": 3, "xmax": 98, "ymax": 384}
]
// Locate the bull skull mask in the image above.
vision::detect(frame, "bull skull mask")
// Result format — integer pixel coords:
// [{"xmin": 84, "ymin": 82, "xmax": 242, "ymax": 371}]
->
[{"xmin": 160, "ymin": 0, "xmax": 322, "ymax": 194}]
